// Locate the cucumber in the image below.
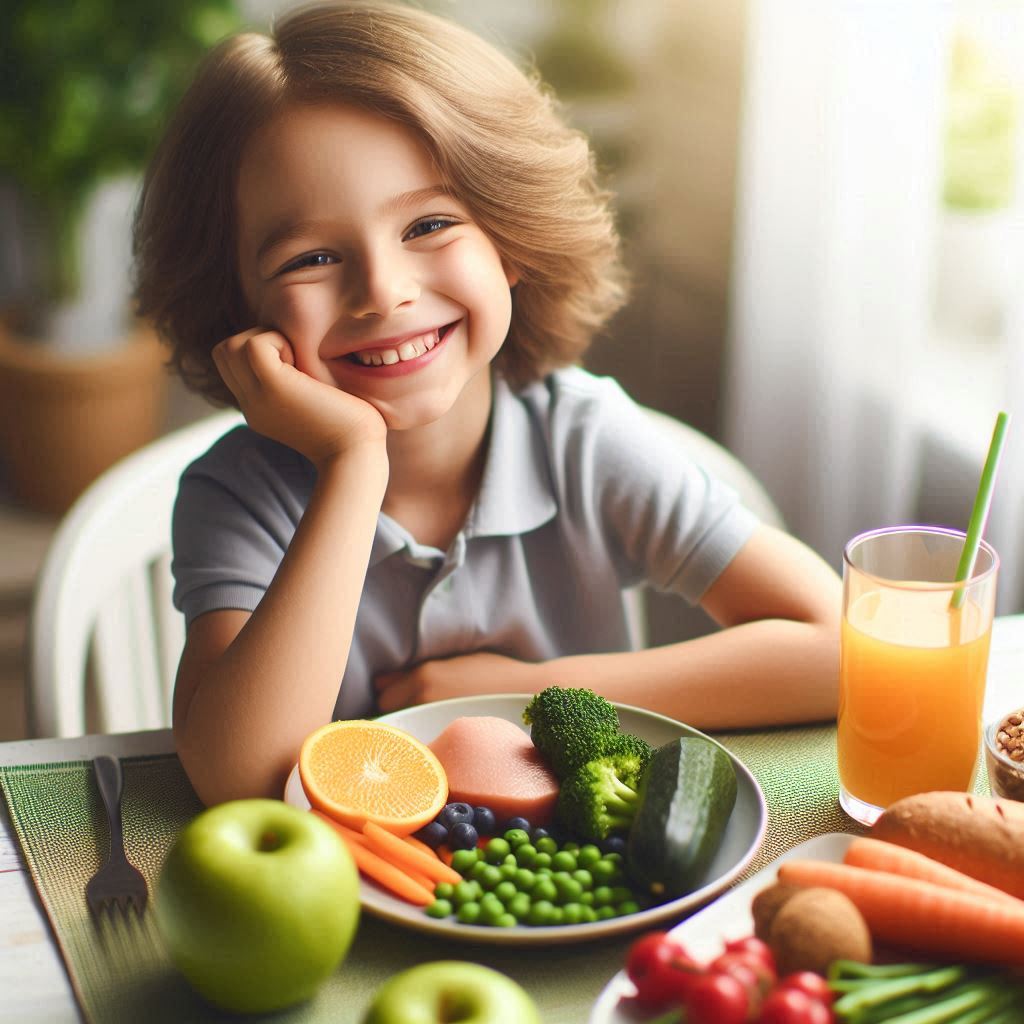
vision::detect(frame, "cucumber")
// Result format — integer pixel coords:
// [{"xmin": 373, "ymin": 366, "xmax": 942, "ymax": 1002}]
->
[{"xmin": 626, "ymin": 736, "xmax": 738, "ymax": 899}]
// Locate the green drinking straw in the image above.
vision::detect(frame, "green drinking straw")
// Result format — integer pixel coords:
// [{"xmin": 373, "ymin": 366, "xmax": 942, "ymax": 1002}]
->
[{"xmin": 950, "ymin": 410, "xmax": 1011, "ymax": 610}]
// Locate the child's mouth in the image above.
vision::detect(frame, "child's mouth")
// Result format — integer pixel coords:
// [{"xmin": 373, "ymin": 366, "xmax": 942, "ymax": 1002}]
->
[{"xmin": 347, "ymin": 322, "xmax": 457, "ymax": 367}]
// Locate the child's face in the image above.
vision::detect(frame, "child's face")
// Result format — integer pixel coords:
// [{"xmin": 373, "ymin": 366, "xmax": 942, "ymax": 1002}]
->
[{"xmin": 234, "ymin": 103, "xmax": 517, "ymax": 430}]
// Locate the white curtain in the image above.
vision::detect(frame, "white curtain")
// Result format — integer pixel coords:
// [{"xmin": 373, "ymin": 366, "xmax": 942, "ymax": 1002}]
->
[{"xmin": 725, "ymin": 0, "xmax": 1024, "ymax": 612}]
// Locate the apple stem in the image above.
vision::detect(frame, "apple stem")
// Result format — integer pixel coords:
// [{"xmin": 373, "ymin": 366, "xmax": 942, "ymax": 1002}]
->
[{"xmin": 258, "ymin": 830, "xmax": 282, "ymax": 852}]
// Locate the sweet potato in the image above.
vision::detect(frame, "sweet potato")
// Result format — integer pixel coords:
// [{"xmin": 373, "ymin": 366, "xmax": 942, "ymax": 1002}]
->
[{"xmin": 871, "ymin": 791, "xmax": 1024, "ymax": 900}]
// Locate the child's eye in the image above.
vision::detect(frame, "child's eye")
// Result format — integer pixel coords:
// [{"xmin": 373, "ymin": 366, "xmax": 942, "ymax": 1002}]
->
[
  {"xmin": 279, "ymin": 252, "xmax": 338, "ymax": 274},
  {"xmin": 404, "ymin": 217, "xmax": 458, "ymax": 241}
]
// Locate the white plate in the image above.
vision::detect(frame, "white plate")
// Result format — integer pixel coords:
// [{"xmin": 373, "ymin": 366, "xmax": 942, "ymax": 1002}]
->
[
  {"xmin": 284, "ymin": 693, "xmax": 768, "ymax": 947},
  {"xmin": 588, "ymin": 832, "xmax": 858, "ymax": 1022}
]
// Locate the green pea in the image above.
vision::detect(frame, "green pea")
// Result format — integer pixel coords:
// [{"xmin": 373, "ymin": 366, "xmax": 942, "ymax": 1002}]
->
[
  {"xmin": 593, "ymin": 885, "xmax": 614, "ymax": 907},
  {"xmin": 513, "ymin": 868, "xmax": 536, "ymax": 890},
  {"xmin": 456, "ymin": 901, "xmax": 482, "ymax": 924},
  {"xmin": 502, "ymin": 853, "xmax": 517, "ymax": 866},
  {"xmin": 577, "ymin": 844, "xmax": 601, "ymax": 868},
  {"xmin": 561, "ymin": 903, "xmax": 585, "ymax": 925},
  {"xmin": 531, "ymin": 877, "xmax": 558, "ymax": 903},
  {"xmin": 495, "ymin": 913, "xmax": 517, "ymax": 927},
  {"xmin": 503, "ymin": 828, "xmax": 531, "ymax": 848},
  {"xmin": 579, "ymin": 890, "xmax": 595, "ymax": 906},
  {"xmin": 433, "ymin": 882, "xmax": 455, "ymax": 900},
  {"xmin": 571, "ymin": 868, "xmax": 594, "ymax": 890},
  {"xmin": 484, "ymin": 837, "xmax": 512, "ymax": 863},
  {"xmin": 610, "ymin": 886, "xmax": 634, "ymax": 904},
  {"xmin": 596, "ymin": 905, "xmax": 618, "ymax": 920},
  {"xmin": 450, "ymin": 848, "xmax": 479, "ymax": 875},
  {"xmin": 478, "ymin": 865, "xmax": 503, "ymax": 889},
  {"xmin": 453, "ymin": 880, "xmax": 483, "ymax": 905},
  {"xmin": 494, "ymin": 880, "xmax": 518, "ymax": 905},
  {"xmin": 526, "ymin": 899, "xmax": 556, "ymax": 926},
  {"xmin": 554, "ymin": 875, "xmax": 583, "ymax": 903},
  {"xmin": 469, "ymin": 860, "xmax": 490, "ymax": 880},
  {"xmin": 535, "ymin": 836, "xmax": 558, "ymax": 855},
  {"xmin": 617, "ymin": 900, "xmax": 641, "ymax": 916},
  {"xmin": 551, "ymin": 850, "xmax": 577, "ymax": 872},
  {"xmin": 508, "ymin": 892, "xmax": 531, "ymax": 920},
  {"xmin": 499, "ymin": 862, "xmax": 519, "ymax": 881},
  {"xmin": 533, "ymin": 851, "xmax": 552, "ymax": 870},
  {"xmin": 425, "ymin": 899, "xmax": 453, "ymax": 919},
  {"xmin": 514, "ymin": 843, "xmax": 538, "ymax": 867},
  {"xmin": 578, "ymin": 904, "xmax": 598, "ymax": 923},
  {"xmin": 592, "ymin": 859, "xmax": 619, "ymax": 884},
  {"xmin": 562, "ymin": 841, "xmax": 580, "ymax": 852},
  {"xmin": 479, "ymin": 896, "xmax": 505, "ymax": 925}
]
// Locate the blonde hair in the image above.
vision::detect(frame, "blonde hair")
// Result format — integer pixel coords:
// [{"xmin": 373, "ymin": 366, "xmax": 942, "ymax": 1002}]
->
[{"xmin": 133, "ymin": 1, "xmax": 627, "ymax": 403}]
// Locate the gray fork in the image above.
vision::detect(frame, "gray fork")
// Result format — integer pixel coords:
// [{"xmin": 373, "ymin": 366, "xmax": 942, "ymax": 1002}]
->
[{"xmin": 85, "ymin": 755, "xmax": 149, "ymax": 916}]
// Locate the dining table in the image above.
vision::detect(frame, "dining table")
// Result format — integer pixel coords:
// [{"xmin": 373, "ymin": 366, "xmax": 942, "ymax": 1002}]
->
[{"xmin": 3, "ymin": 615, "xmax": 1023, "ymax": 1024}]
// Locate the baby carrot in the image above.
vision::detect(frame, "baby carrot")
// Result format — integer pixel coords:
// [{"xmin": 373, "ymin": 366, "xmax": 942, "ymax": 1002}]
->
[
  {"xmin": 844, "ymin": 837, "xmax": 1023, "ymax": 907},
  {"xmin": 404, "ymin": 833, "xmax": 439, "ymax": 860},
  {"xmin": 321, "ymin": 821, "xmax": 436, "ymax": 891},
  {"xmin": 312, "ymin": 811, "xmax": 435, "ymax": 906},
  {"xmin": 778, "ymin": 859, "xmax": 1024, "ymax": 968},
  {"xmin": 362, "ymin": 821, "xmax": 462, "ymax": 885}
]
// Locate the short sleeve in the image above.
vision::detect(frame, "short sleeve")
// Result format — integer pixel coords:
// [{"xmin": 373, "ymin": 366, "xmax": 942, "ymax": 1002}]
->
[{"xmin": 171, "ymin": 427, "xmax": 315, "ymax": 627}]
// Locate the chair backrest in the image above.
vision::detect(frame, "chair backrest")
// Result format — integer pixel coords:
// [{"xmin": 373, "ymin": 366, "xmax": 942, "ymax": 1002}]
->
[
  {"xmin": 27, "ymin": 404, "xmax": 782, "ymax": 738},
  {"xmin": 27, "ymin": 410, "xmax": 243, "ymax": 737}
]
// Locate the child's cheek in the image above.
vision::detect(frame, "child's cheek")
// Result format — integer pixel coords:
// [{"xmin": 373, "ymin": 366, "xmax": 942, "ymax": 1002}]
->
[{"xmin": 260, "ymin": 283, "xmax": 336, "ymax": 339}]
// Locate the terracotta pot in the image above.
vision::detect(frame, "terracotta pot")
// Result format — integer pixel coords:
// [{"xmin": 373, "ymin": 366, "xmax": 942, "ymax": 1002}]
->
[{"xmin": 0, "ymin": 326, "xmax": 168, "ymax": 514}]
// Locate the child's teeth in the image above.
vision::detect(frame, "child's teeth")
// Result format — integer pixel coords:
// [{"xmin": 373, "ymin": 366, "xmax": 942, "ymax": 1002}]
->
[{"xmin": 355, "ymin": 330, "xmax": 440, "ymax": 366}]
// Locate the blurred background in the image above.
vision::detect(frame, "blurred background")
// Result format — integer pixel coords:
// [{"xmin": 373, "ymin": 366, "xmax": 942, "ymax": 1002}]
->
[{"xmin": 2, "ymin": 0, "xmax": 1023, "ymax": 737}]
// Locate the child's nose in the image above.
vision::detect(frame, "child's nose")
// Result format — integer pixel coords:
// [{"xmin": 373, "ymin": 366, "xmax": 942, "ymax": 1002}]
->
[{"xmin": 345, "ymin": 247, "xmax": 419, "ymax": 318}]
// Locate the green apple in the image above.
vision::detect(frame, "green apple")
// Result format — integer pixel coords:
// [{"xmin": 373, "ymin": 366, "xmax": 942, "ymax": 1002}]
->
[
  {"xmin": 156, "ymin": 798, "xmax": 360, "ymax": 1014},
  {"xmin": 362, "ymin": 961, "xmax": 542, "ymax": 1024}
]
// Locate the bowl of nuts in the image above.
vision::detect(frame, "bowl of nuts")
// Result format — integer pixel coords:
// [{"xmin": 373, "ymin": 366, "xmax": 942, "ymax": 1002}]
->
[{"xmin": 984, "ymin": 706, "xmax": 1024, "ymax": 802}]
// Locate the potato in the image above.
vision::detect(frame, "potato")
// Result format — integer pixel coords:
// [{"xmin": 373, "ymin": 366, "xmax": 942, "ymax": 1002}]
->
[
  {"xmin": 872, "ymin": 791, "xmax": 1024, "ymax": 899},
  {"xmin": 768, "ymin": 886, "xmax": 873, "ymax": 977}
]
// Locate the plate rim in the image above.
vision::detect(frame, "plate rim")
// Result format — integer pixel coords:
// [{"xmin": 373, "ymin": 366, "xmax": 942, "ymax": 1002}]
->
[{"xmin": 284, "ymin": 693, "xmax": 769, "ymax": 947}]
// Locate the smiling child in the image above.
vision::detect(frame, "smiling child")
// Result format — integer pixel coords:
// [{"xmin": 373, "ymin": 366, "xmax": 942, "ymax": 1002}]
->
[{"xmin": 133, "ymin": 1, "xmax": 841, "ymax": 805}]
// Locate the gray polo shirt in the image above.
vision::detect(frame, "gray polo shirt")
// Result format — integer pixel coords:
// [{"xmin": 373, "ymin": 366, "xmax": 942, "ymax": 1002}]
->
[{"xmin": 172, "ymin": 367, "xmax": 759, "ymax": 719}]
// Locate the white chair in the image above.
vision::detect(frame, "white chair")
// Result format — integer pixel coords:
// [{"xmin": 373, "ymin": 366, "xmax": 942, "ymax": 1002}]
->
[
  {"xmin": 27, "ymin": 405, "xmax": 782, "ymax": 738},
  {"xmin": 27, "ymin": 409, "xmax": 243, "ymax": 737}
]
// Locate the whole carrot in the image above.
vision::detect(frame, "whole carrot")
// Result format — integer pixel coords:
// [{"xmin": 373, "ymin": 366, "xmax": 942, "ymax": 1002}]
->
[
  {"xmin": 312, "ymin": 810, "xmax": 435, "ymax": 906},
  {"xmin": 778, "ymin": 859, "xmax": 1024, "ymax": 968},
  {"xmin": 843, "ymin": 837, "xmax": 1023, "ymax": 907}
]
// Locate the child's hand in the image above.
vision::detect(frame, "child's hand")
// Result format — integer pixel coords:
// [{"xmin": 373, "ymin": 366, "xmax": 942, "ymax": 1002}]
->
[
  {"xmin": 374, "ymin": 652, "xmax": 541, "ymax": 712},
  {"xmin": 213, "ymin": 328, "xmax": 387, "ymax": 467}
]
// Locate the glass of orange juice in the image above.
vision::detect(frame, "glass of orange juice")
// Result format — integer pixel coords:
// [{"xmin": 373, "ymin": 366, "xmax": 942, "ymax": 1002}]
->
[{"xmin": 838, "ymin": 525, "xmax": 999, "ymax": 826}]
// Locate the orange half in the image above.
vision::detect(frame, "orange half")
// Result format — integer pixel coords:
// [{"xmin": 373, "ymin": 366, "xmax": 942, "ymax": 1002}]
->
[{"xmin": 299, "ymin": 720, "xmax": 448, "ymax": 835}]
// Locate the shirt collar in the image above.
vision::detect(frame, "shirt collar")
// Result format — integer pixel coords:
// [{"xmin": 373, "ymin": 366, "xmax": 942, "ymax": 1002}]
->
[{"xmin": 368, "ymin": 374, "xmax": 558, "ymax": 566}]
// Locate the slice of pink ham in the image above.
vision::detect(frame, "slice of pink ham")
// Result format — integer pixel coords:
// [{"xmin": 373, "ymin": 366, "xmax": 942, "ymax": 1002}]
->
[{"xmin": 428, "ymin": 716, "xmax": 559, "ymax": 826}]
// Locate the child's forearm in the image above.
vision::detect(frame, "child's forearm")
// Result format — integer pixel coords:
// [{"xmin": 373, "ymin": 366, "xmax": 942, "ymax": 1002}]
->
[
  {"xmin": 542, "ymin": 617, "xmax": 839, "ymax": 729},
  {"xmin": 174, "ymin": 446, "xmax": 388, "ymax": 805}
]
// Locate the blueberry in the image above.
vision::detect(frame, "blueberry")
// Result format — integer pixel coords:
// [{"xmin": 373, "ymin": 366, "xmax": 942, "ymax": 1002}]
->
[
  {"xmin": 438, "ymin": 802, "xmax": 475, "ymax": 829},
  {"xmin": 600, "ymin": 835, "xmax": 628, "ymax": 857},
  {"xmin": 530, "ymin": 826, "xmax": 551, "ymax": 843},
  {"xmin": 414, "ymin": 821, "xmax": 449, "ymax": 850},
  {"xmin": 472, "ymin": 806, "xmax": 497, "ymax": 836},
  {"xmin": 503, "ymin": 816, "xmax": 531, "ymax": 835},
  {"xmin": 448, "ymin": 821, "xmax": 479, "ymax": 851}
]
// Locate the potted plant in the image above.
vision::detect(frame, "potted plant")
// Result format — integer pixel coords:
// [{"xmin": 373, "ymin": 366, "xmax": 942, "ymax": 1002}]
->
[{"xmin": 0, "ymin": 0, "xmax": 242, "ymax": 513}]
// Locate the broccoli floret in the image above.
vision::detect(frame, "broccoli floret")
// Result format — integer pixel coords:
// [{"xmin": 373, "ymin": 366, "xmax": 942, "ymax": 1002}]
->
[
  {"xmin": 601, "ymin": 731, "xmax": 654, "ymax": 773},
  {"xmin": 556, "ymin": 753, "xmax": 645, "ymax": 841},
  {"xmin": 522, "ymin": 686, "xmax": 621, "ymax": 778}
]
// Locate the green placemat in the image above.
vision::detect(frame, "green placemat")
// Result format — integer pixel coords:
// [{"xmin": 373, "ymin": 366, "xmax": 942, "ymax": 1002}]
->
[{"xmin": 2, "ymin": 725, "xmax": 868, "ymax": 1024}]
